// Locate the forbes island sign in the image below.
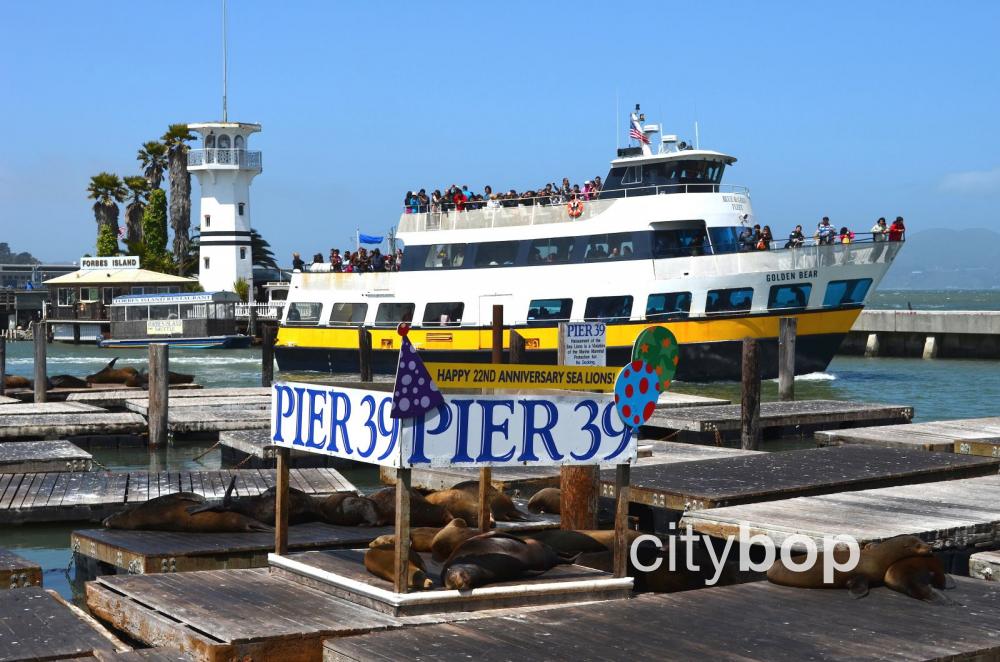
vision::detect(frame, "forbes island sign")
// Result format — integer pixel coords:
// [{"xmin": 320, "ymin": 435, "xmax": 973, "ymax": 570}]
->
[
  {"xmin": 80, "ymin": 255, "xmax": 140, "ymax": 270},
  {"xmin": 270, "ymin": 382, "xmax": 636, "ymax": 468}
]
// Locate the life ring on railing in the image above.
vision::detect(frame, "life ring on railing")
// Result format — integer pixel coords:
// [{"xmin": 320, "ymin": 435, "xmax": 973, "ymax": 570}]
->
[{"xmin": 566, "ymin": 199, "xmax": 584, "ymax": 218}]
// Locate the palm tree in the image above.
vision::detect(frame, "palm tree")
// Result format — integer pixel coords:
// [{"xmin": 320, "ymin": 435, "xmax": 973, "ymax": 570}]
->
[
  {"xmin": 122, "ymin": 176, "xmax": 150, "ymax": 247},
  {"xmin": 250, "ymin": 229, "xmax": 279, "ymax": 269},
  {"xmin": 162, "ymin": 124, "xmax": 195, "ymax": 274},
  {"xmin": 87, "ymin": 172, "xmax": 127, "ymax": 233},
  {"xmin": 137, "ymin": 140, "xmax": 168, "ymax": 189}
]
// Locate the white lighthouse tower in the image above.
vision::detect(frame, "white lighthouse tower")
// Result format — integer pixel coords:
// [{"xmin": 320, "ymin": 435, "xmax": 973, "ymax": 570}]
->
[{"xmin": 187, "ymin": 122, "xmax": 262, "ymax": 293}]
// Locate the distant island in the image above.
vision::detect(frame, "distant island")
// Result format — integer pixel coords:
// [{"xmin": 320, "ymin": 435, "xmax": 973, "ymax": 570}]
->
[
  {"xmin": 0, "ymin": 243, "xmax": 40, "ymax": 265},
  {"xmin": 878, "ymin": 228, "xmax": 1000, "ymax": 290}
]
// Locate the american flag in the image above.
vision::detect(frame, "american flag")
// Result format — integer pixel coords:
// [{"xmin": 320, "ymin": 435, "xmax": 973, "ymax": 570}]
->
[
  {"xmin": 117, "ymin": 226, "xmax": 125, "ymax": 238},
  {"xmin": 630, "ymin": 120, "xmax": 650, "ymax": 145}
]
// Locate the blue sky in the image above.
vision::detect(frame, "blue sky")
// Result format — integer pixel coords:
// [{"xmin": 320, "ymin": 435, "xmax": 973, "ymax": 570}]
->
[{"xmin": 2, "ymin": 1, "xmax": 998, "ymax": 264}]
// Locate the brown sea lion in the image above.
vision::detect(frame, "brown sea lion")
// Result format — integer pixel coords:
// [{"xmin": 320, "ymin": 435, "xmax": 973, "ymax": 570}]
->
[
  {"xmin": 527, "ymin": 487, "xmax": 561, "ymax": 514},
  {"xmin": 124, "ymin": 370, "xmax": 196, "ymax": 388},
  {"xmin": 517, "ymin": 529, "xmax": 639, "ymax": 555},
  {"xmin": 424, "ymin": 489, "xmax": 490, "ymax": 527},
  {"xmin": 3, "ymin": 375, "xmax": 31, "ymax": 389},
  {"xmin": 431, "ymin": 518, "xmax": 479, "ymax": 561},
  {"xmin": 368, "ymin": 527, "xmax": 442, "ymax": 553},
  {"xmin": 369, "ymin": 487, "xmax": 453, "ymax": 527},
  {"xmin": 364, "ymin": 541, "xmax": 433, "ymax": 590},
  {"xmin": 86, "ymin": 358, "xmax": 139, "ymax": 384},
  {"xmin": 48, "ymin": 375, "xmax": 89, "ymax": 388},
  {"xmin": 316, "ymin": 493, "xmax": 379, "ymax": 527},
  {"xmin": 102, "ymin": 492, "xmax": 271, "ymax": 532},
  {"xmin": 883, "ymin": 555, "xmax": 956, "ymax": 603},
  {"xmin": 767, "ymin": 534, "xmax": 932, "ymax": 596},
  {"xmin": 450, "ymin": 480, "xmax": 530, "ymax": 521},
  {"xmin": 188, "ymin": 478, "xmax": 318, "ymax": 525},
  {"xmin": 442, "ymin": 531, "xmax": 579, "ymax": 590}
]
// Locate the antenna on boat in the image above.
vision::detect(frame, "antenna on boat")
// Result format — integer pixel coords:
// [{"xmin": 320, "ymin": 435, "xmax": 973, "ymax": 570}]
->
[
  {"xmin": 694, "ymin": 121, "xmax": 700, "ymax": 149},
  {"xmin": 615, "ymin": 91, "xmax": 620, "ymax": 150},
  {"xmin": 222, "ymin": 0, "xmax": 228, "ymax": 122}
]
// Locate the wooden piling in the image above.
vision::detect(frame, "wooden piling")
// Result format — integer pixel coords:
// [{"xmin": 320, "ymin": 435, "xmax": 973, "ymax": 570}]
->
[
  {"xmin": 33, "ymin": 322, "xmax": 47, "ymax": 404},
  {"xmin": 559, "ymin": 323, "xmax": 599, "ymax": 530},
  {"xmin": 248, "ymin": 302, "xmax": 258, "ymax": 339},
  {"xmin": 0, "ymin": 336, "xmax": 5, "ymax": 397},
  {"xmin": 491, "ymin": 305, "xmax": 503, "ymax": 365},
  {"xmin": 613, "ymin": 464, "xmax": 631, "ymax": 578},
  {"xmin": 509, "ymin": 329, "xmax": 526, "ymax": 364},
  {"xmin": 479, "ymin": 306, "xmax": 504, "ymax": 531},
  {"xmin": 741, "ymin": 337, "xmax": 761, "ymax": 450},
  {"xmin": 394, "ymin": 467, "xmax": 412, "ymax": 593},
  {"xmin": 275, "ymin": 448, "xmax": 290, "ymax": 555},
  {"xmin": 72, "ymin": 323, "xmax": 81, "ymax": 345},
  {"xmin": 261, "ymin": 325, "xmax": 276, "ymax": 388},
  {"xmin": 778, "ymin": 317, "xmax": 796, "ymax": 402},
  {"xmin": 148, "ymin": 343, "xmax": 168, "ymax": 447},
  {"xmin": 358, "ymin": 326, "xmax": 373, "ymax": 382}
]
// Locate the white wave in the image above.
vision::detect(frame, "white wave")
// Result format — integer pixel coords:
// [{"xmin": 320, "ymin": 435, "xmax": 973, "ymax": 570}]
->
[
  {"xmin": 796, "ymin": 372, "xmax": 836, "ymax": 381},
  {"xmin": 168, "ymin": 356, "xmax": 259, "ymax": 365}
]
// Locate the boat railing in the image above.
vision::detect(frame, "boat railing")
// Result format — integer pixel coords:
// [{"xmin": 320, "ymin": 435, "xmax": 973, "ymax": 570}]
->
[
  {"xmin": 187, "ymin": 148, "xmax": 262, "ymax": 170},
  {"xmin": 235, "ymin": 301, "xmax": 283, "ymax": 320},
  {"xmin": 397, "ymin": 184, "xmax": 751, "ymax": 232}
]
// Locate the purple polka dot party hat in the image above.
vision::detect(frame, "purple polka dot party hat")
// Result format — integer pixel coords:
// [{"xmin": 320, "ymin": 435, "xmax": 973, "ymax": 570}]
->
[{"xmin": 390, "ymin": 324, "xmax": 444, "ymax": 419}]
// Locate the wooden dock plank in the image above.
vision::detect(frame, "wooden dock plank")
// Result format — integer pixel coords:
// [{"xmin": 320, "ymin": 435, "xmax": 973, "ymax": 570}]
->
[
  {"xmin": 125, "ymin": 396, "xmax": 270, "ymax": 417},
  {"xmin": 0, "ymin": 587, "xmax": 122, "ymax": 659},
  {"xmin": 647, "ymin": 399, "xmax": 913, "ymax": 433},
  {"xmin": 599, "ymin": 445, "xmax": 1000, "ymax": 510},
  {"xmin": 0, "ymin": 401, "xmax": 107, "ymax": 415},
  {"xmin": 166, "ymin": 406, "xmax": 270, "ymax": 434},
  {"xmin": 655, "ymin": 391, "xmax": 730, "ymax": 409},
  {"xmin": 0, "ymin": 440, "xmax": 92, "ymax": 473},
  {"xmin": 0, "ymin": 549, "xmax": 42, "ymax": 589},
  {"xmin": 67, "ymin": 386, "xmax": 266, "ymax": 408},
  {"xmin": 816, "ymin": 416, "xmax": 1000, "ymax": 452},
  {"xmin": 0, "ymin": 412, "xmax": 146, "ymax": 439},
  {"xmin": 0, "ymin": 396, "xmax": 19, "ymax": 405},
  {"xmin": 682, "ymin": 473, "xmax": 1000, "ymax": 549}
]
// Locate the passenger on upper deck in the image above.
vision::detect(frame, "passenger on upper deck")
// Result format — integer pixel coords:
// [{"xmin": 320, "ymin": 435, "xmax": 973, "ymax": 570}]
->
[
  {"xmin": 888, "ymin": 216, "xmax": 906, "ymax": 241},
  {"xmin": 816, "ymin": 217, "xmax": 836, "ymax": 245},
  {"xmin": 291, "ymin": 252, "xmax": 304, "ymax": 272},
  {"xmin": 786, "ymin": 225, "xmax": 805, "ymax": 248}
]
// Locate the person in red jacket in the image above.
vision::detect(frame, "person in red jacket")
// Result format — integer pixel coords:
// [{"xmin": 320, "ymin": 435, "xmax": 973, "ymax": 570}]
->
[{"xmin": 888, "ymin": 216, "xmax": 906, "ymax": 241}]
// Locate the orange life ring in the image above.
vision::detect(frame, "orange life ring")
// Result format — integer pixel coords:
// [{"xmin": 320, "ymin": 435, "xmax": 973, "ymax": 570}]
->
[{"xmin": 566, "ymin": 200, "xmax": 584, "ymax": 218}]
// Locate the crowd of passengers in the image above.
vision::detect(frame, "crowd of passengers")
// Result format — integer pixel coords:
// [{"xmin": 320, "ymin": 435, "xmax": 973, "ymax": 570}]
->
[
  {"xmin": 291, "ymin": 247, "xmax": 403, "ymax": 273},
  {"xmin": 403, "ymin": 178, "xmax": 605, "ymax": 213},
  {"xmin": 738, "ymin": 215, "xmax": 906, "ymax": 251}
]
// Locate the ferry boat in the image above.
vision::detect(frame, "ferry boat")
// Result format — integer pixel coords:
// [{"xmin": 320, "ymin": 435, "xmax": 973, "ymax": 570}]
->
[
  {"xmin": 275, "ymin": 107, "xmax": 902, "ymax": 381},
  {"xmin": 100, "ymin": 291, "xmax": 252, "ymax": 349}
]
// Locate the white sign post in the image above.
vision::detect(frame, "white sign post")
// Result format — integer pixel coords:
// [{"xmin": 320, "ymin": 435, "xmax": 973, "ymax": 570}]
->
[{"xmin": 559, "ymin": 322, "xmax": 607, "ymax": 366}]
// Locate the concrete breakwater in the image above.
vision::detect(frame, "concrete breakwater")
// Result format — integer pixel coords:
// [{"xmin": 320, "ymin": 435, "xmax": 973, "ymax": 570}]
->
[{"xmin": 841, "ymin": 310, "xmax": 1000, "ymax": 358}]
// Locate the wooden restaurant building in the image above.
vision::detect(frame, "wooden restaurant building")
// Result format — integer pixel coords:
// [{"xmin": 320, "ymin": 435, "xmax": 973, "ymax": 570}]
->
[{"xmin": 44, "ymin": 256, "xmax": 196, "ymax": 343}]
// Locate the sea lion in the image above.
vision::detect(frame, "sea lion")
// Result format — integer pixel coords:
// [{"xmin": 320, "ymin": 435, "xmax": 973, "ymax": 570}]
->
[
  {"xmin": 450, "ymin": 480, "xmax": 530, "ymax": 521},
  {"xmin": 316, "ymin": 493, "xmax": 379, "ymax": 527},
  {"xmin": 124, "ymin": 370, "xmax": 196, "ymax": 388},
  {"xmin": 424, "ymin": 489, "xmax": 490, "ymax": 527},
  {"xmin": 767, "ymin": 534, "xmax": 932, "ymax": 596},
  {"xmin": 527, "ymin": 487, "xmax": 561, "ymax": 514},
  {"xmin": 102, "ymin": 492, "xmax": 271, "ymax": 533},
  {"xmin": 442, "ymin": 531, "xmax": 579, "ymax": 590},
  {"xmin": 3, "ymin": 375, "xmax": 31, "ymax": 389},
  {"xmin": 369, "ymin": 487, "xmax": 453, "ymax": 527},
  {"xmin": 188, "ymin": 478, "xmax": 319, "ymax": 525},
  {"xmin": 368, "ymin": 527, "xmax": 442, "ymax": 553},
  {"xmin": 516, "ymin": 529, "xmax": 639, "ymax": 555},
  {"xmin": 364, "ymin": 540, "xmax": 433, "ymax": 590},
  {"xmin": 48, "ymin": 375, "xmax": 89, "ymax": 389},
  {"xmin": 883, "ymin": 555, "xmax": 956, "ymax": 603},
  {"xmin": 431, "ymin": 518, "xmax": 479, "ymax": 561},
  {"xmin": 86, "ymin": 358, "xmax": 139, "ymax": 384}
]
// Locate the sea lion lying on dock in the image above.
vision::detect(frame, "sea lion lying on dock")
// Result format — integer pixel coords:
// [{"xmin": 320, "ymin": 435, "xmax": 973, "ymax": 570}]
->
[
  {"xmin": 124, "ymin": 370, "xmax": 196, "ymax": 388},
  {"xmin": 368, "ymin": 526, "xmax": 442, "ymax": 553},
  {"xmin": 48, "ymin": 375, "xmax": 89, "ymax": 388},
  {"xmin": 364, "ymin": 539, "xmax": 433, "ymax": 590},
  {"xmin": 883, "ymin": 555, "xmax": 956, "ymax": 603},
  {"xmin": 431, "ymin": 518, "xmax": 478, "ymax": 561},
  {"xmin": 316, "ymin": 493, "xmax": 380, "ymax": 527},
  {"xmin": 102, "ymin": 492, "xmax": 271, "ymax": 533},
  {"xmin": 441, "ymin": 531, "xmax": 579, "ymax": 590},
  {"xmin": 517, "ymin": 529, "xmax": 638, "ymax": 556},
  {"xmin": 527, "ymin": 487, "xmax": 561, "ymax": 514},
  {"xmin": 188, "ymin": 479, "xmax": 319, "ymax": 525},
  {"xmin": 423, "ymin": 489, "xmax": 490, "ymax": 527},
  {"xmin": 86, "ymin": 358, "xmax": 139, "ymax": 384},
  {"xmin": 3, "ymin": 375, "xmax": 31, "ymax": 389},
  {"xmin": 449, "ymin": 480, "xmax": 531, "ymax": 522},
  {"xmin": 767, "ymin": 534, "xmax": 933, "ymax": 596},
  {"xmin": 369, "ymin": 487, "xmax": 453, "ymax": 527}
]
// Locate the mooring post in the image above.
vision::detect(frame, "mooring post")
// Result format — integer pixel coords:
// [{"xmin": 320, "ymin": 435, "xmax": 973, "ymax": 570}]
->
[
  {"xmin": 148, "ymin": 343, "xmax": 169, "ymax": 447},
  {"xmin": 613, "ymin": 464, "xmax": 631, "ymax": 578},
  {"xmin": 33, "ymin": 321, "xmax": 47, "ymax": 403},
  {"xmin": 358, "ymin": 325, "xmax": 373, "ymax": 383},
  {"xmin": 248, "ymin": 301, "xmax": 258, "ymax": 339},
  {"xmin": 394, "ymin": 467, "xmax": 412, "ymax": 593},
  {"xmin": 741, "ymin": 337, "xmax": 761, "ymax": 450},
  {"xmin": 0, "ymin": 336, "xmax": 6, "ymax": 397},
  {"xmin": 509, "ymin": 329, "xmax": 525, "ymax": 364},
  {"xmin": 261, "ymin": 324, "xmax": 276, "ymax": 388},
  {"xmin": 778, "ymin": 317, "xmax": 797, "ymax": 402},
  {"xmin": 479, "ymin": 305, "xmax": 504, "ymax": 531},
  {"xmin": 559, "ymin": 322, "xmax": 599, "ymax": 530},
  {"xmin": 275, "ymin": 447, "xmax": 289, "ymax": 555}
]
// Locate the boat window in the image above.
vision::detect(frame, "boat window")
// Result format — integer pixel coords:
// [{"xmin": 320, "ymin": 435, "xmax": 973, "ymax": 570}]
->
[
  {"xmin": 646, "ymin": 292, "xmax": 692, "ymax": 320},
  {"xmin": 285, "ymin": 302, "xmax": 323, "ymax": 325},
  {"xmin": 205, "ymin": 134, "xmax": 216, "ymax": 148},
  {"xmin": 652, "ymin": 228, "xmax": 708, "ymax": 258},
  {"xmin": 215, "ymin": 303, "xmax": 234, "ymax": 319},
  {"xmin": 474, "ymin": 241, "xmax": 519, "ymax": 267},
  {"xmin": 374, "ymin": 302, "xmax": 415, "ymax": 327},
  {"xmin": 128, "ymin": 305, "xmax": 149, "ymax": 321},
  {"xmin": 149, "ymin": 305, "xmax": 179, "ymax": 320},
  {"xmin": 218, "ymin": 134, "xmax": 231, "ymax": 149},
  {"xmin": 584, "ymin": 232, "xmax": 636, "ymax": 260},
  {"xmin": 526, "ymin": 298, "xmax": 573, "ymax": 325},
  {"xmin": 424, "ymin": 244, "xmax": 467, "ymax": 269},
  {"xmin": 180, "ymin": 304, "xmax": 208, "ymax": 319},
  {"xmin": 709, "ymin": 227, "xmax": 742, "ymax": 254},
  {"xmin": 57, "ymin": 288, "xmax": 77, "ymax": 306},
  {"xmin": 584, "ymin": 295, "xmax": 633, "ymax": 323},
  {"xmin": 705, "ymin": 287, "xmax": 754, "ymax": 314},
  {"xmin": 329, "ymin": 302, "xmax": 368, "ymax": 326},
  {"xmin": 80, "ymin": 287, "xmax": 99, "ymax": 302},
  {"xmin": 130, "ymin": 287, "xmax": 146, "ymax": 295},
  {"xmin": 110, "ymin": 307, "xmax": 126, "ymax": 322},
  {"xmin": 270, "ymin": 289, "xmax": 288, "ymax": 302},
  {"xmin": 621, "ymin": 166, "xmax": 642, "ymax": 185},
  {"xmin": 423, "ymin": 302, "xmax": 464, "ymax": 327},
  {"xmin": 527, "ymin": 237, "xmax": 575, "ymax": 265},
  {"xmin": 102, "ymin": 287, "xmax": 122, "ymax": 305},
  {"xmin": 234, "ymin": 135, "xmax": 245, "ymax": 149},
  {"xmin": 768, "ymin": 284, "xmax": 812, "ymax": 311},
  {"xmin": 823, "ymin": 279, "xmax": 872, "ymax": 307}
]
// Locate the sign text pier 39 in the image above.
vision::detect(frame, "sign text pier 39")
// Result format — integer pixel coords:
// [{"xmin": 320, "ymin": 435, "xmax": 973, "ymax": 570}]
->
[{"xmin": 270, "ymin": 382, "xmax": 636, "ymax": 468}]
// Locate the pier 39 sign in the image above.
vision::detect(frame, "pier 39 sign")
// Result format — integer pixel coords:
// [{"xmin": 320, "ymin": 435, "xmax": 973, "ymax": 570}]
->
[{"xmin": 270, "ymin": 382, "xmax": 636, "ymax": 468}]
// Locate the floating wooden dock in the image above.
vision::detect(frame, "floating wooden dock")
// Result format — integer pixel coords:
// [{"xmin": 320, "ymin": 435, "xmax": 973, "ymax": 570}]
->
[
  {"xmin": 645, "ymin": 399, "xmax": 913, "ymax": 436},
  {"xmin": 0, "ymin": 396, "xmax": 19, "ymax": 406},
  {"xmin": 0, "ymin": 587, "xmax": 129, "ymax": 660},
  {"xmin": 0, "ymin": 468, "xmax": 356, "ymax": 524},
  {"xmin": 654, "ymin": 391, "xmax": 730, "ymax": 408},
  {"xmin": 0, "ymin": 410, "xmax": 146, "ymax": 440},
  {"xmin": 66, "ymin": 386, "xmax": 250, "ymax": 410},
  {"xmin": 124, "ymin": 396, "xmax": 270, "ymax": 417},
  {"xmin": 970, "ymin": 550, "xmax": 1000, "ymax": 581},
  {"xmin": 218, "ymin": 429, "xmax": 351, "ymax": 469},
  {"xmin": 167, "ymin": 406, "xmax": 270, "ymax": 434},
  {"xmin": 816, "ymin": 416, "xmax": 1000, "ymax": 452},
  {"xmin": 6, "ymin": 382, "xmax": 202, "ymax": 403},
  {"xmin": 681, "ymin": 472, "xmax": 1000, "ymax": 549},
  {"xmin": 0, "ymin": 549, "xmax": 41, "ymax": 590},
  {"xmin": 0, "ymin": 440, "xmax": 92, "ymax": 473},
  {"xmin": 325, "ymin": 576, "xmax": 1000, "ymax": 662},
  {"xmin": 0, "ymin": 401, "xmax": 106, "ymax": 415},
  {"xmin": 386, "ymin": 441, "xmax": 760, "ymax": 493},
  {"xmin": 599, "ymin": 445, "xmax": 1000, "ymax": 511}
]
